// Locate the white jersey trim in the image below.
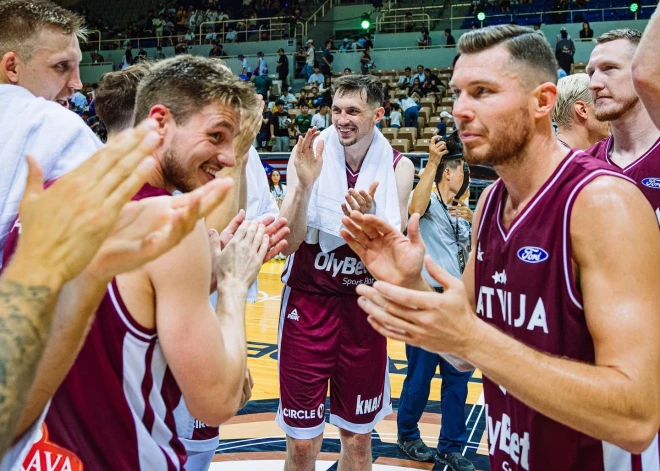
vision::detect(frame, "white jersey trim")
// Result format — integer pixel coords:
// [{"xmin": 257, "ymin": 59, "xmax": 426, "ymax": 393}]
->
[
  {"xmin": 108, "ymin": 282, "xmax": 157, "ymax": 342},
  {"xmin": 477, "ymin": 180, "xmax": 500, "ymax": 241}
]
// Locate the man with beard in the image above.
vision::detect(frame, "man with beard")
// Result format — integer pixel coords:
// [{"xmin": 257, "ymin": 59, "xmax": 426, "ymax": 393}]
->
[
  {"xmin": 552, "ymin": 73, "xmax": 610, "ymax": 149},
  {"xmin": 337, "ymin": 25, "xmax": 660, "ymax": 471},
  {"xmin": 22, "ymin": 56, "xmax": 281, "ymax": 469},
  {"xmin": 276, "ymin": 75, "xmax": 414, "ymax": 470},
  {"xmin": 585, "ymin": 29, "xmax": 660, "ymax": 225}
]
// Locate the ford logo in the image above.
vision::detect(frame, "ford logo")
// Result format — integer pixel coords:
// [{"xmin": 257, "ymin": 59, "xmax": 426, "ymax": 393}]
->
[
  {"xmin": 641, "ymin": 178, "xmax": 660, "ymax": 189},
  {"xmin": 517, "ymin": 246, "xmax": 549, "ymax": 263}
]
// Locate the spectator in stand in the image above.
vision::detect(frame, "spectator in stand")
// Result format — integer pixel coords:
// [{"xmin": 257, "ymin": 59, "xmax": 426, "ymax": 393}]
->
[
  {"xmin": 408, "ymin": 77, "xmax": 425, "ymax": 99},
  {"xmin": 533, "ymin": 23, "xmax": 545, "ymax": 37},
  {"xmin": 176, "ymin": 5, "xmax": 188, "ymax": 32},
  {"xmin": 308, "ymin": 66, "xmax": 324, "ymax": 84},
  {"xmin": 398, "ymin": 67, "xmax": 413, "ymax": 89},
  {"xmin": 360, "ymin": 46, "xmax": 373, "ymax": 74},
  {"xmin": 404, "ymin": 12, "xmax": 415, "ymax": 32},
  {"xmin": 91, "ymin": 49, "xmax": 104, "ymax": 64},
  {"xmin": 363, "ymin": 33, "xmax": 374, "ymax": 50},
  {"xmin": 238, "ymin": 54, "xmax": 252, "ymax": 78},
  {"xmin": 279, "ymin": 86, "xmax": 297, "ymax": 109},
  {"xmin": 205, "ymin": 26, "xmax": 218, "ymax": 44},
  {"xmin": 557, "ymin": 64, "xmax": 568, "ymax": 79},
  {"xmin": 269, "ymin": 170, "xmax": 286, "ymax": 208},
  {"xmin": 154, "ymin": 45, "xmax": 166, "ymax": 60},
  {"xmin": 70, "ymin": 90, "xmax": 87, "ymax": 115},
  {"xmin": 579, "ymin": 21, "xmax": 594, "ymax": 40},
  {"xmin": 256, "ymin": 51, "xmax": 268, "ymax": 76},
  {"xmin": 321, "ymin": 40, "xmax": 333, "ymax": 77},
  {"xmin": 226, "ymin": 26, "xmax": 237, "ymax": 42},
  {"xmin": 258, "ymin": 101, "xmax": 271, "ymax": 150},
  {"xmin": 122, "ymin": 43, "xmax": 133, "ymax": 69},
  {"xmin": 433, "ymin": 111, "xmax": 452, "ymax": 137},
  {"xmin": 400, "ymin": 95, "xmax": 420, "ymax": 128},
  {"xmin": 556, "ymin": 29, "xmax": 575, "ymax": 75},
  {"xmin": 153, "ymin": 14, "xmax": 165, "ymax": 45},
  {"xmin": 303, "ymin": 39, "xmax": 315, "ymax": 79},
  {"xmin": 277, "ymin": 48, "xmax": 289, "ymax": 88},
  {"xmin": 136, "ymin": 45, "xmax": 148, "ymax": 62},
  {"xmin": 445, "ymin": 29, "xmax": 456, "ymax": 46},
  {"xmin": 339, "ymin": 38, "xmax": 352, "ymax": 52},
  {"xmin": 389, "ymin": 103, "xmax": 403, "ymax": 128},
  {"xmin": 293, "ymin": 104, "xmax": 312, "ymax": 138},
  {"xmin": 555, "ymin": 26, "xmax": 571, "ymax": 43},
  {"xmin": 252, "ymin": 71, "xmax": 272, "ymax": 99},
  {"xmin": 412, "ymin": 64, "xmax": 426, "ymax": 83},
  {"xmin": 209, "ymin": 42, "xmax": 224, "ymax": 57},
  {"xmin": 343, "ymin": 67, "xmax": 352, "ymax": 75},
  {"xmin": 269, "ymin": 100, "xmax": 291, "ymax": 151},
  {"xmin": 184, "ymin": 28, "xmax": 194, "ymax": 42},
  {"xmin": 351, "ymin": 35, "xmax": 362, "ymax": 52},
  {"xmin": 311, "ymin": 103, "xmax": 330, "ymax": 131},
  {"xmin": 418, "ymin": 29, "xmax": 432, "ymax": 49},
  {"xmin": 319, "ymin": 76, "xmax": 334, "ymax": 96}
]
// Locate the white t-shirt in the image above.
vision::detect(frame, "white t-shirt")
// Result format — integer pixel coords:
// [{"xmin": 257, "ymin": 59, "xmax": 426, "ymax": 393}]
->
[
  {"xmin": 389, "ymin": 110, "xmax": 402, "ymax": 126},
  {"xmin": 311, "ymin": 113, "xmax": 330, "ymax": 130},
  {"xmin": 0, "ymin": 85, "xmax": 101, "ymax": 262},
  {"xmin": 306, "ymin": 46, "xmax": 315, "ymax": 66}
]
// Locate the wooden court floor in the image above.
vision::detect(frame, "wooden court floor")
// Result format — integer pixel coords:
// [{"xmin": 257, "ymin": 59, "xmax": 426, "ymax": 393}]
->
[{"xmin": 211, "ymin": 260, "xmax": 490, "ymax": 471}]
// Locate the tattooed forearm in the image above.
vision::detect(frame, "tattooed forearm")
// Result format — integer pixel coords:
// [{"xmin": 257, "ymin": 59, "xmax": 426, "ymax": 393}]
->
[{"xmin": 0, "ymin": 277, "xmax": 57, "ymax": 459}]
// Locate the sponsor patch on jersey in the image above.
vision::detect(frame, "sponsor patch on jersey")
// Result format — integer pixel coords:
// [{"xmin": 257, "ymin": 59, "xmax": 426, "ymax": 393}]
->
[
  {"xmin": 516, "ymin": 246, "xmax": 549, "ymax": 263},
  {"xmin": 641, "ymin": 177, "xmax": 660, "ymax": 189}
]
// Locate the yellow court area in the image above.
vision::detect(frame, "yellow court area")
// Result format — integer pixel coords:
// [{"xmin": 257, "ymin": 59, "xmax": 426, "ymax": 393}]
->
[{"xmin": 213, "ymin": 260, "xmax": 490, "ymax": 471}]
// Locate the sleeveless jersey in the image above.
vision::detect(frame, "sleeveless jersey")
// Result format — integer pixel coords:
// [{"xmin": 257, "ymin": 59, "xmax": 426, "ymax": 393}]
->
[
  {"xmin": 474, "ymin": 150, "xmax": 653, "ymax": 471},
  {"xmin": 586, "ymin": 136, "xmax": 660, "ymax": 225},
  {"xmin": 2, "ymin": 184, "xmax": 188, "ymax": 470},
  {"xmin": 282, "ymin": 149, "xmax": 404, "ymax": 294}
]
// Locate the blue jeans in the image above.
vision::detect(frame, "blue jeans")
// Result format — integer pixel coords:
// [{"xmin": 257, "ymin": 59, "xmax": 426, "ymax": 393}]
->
[
  {"xmin": 404, "ymin": 105, "xmax": 420, "ymax": 128},
  {"xmin": 397, "ymin": 344, "xmax": 472, "ymax": 453},
  {"xmin": 301, "ymin": 64, "xmax": 314, "ymax": 79}
]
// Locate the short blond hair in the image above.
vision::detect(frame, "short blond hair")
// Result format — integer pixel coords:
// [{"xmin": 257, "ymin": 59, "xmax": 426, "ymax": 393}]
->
[
  {"xmin": 595, "ymin": 28, "xmax": 641, "ymax": 46},
  {"xmin": 552, "ymin": 73, "xmax": 593, "ymax": 128},
  {"xmin": 134, "ymin": 55, "xmax": 257, "ymax": 125},
  {"xmin": 0, "ymin": 0, "xmax": 85, "ymax": 60}
]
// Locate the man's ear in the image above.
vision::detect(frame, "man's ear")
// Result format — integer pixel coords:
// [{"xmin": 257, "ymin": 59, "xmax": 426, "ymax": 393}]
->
[
  {"xmin": 1, "ymin": 52, "xmax": 22, "ymax": 85},
  {"xmin": 573, "ymin": 101, "xmax": 589, "ymax": 121}
]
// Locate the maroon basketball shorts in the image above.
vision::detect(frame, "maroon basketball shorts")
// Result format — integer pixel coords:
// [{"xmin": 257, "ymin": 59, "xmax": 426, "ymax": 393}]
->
[{"xmin": 276, "ymin": 286, "xmax": 392, "ymax": 439}]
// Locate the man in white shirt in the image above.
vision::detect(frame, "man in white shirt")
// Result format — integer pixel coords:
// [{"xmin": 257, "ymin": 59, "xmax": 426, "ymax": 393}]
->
[
  {"xmin": 311, "ymin": 103, "xmax": 331, "ymax": 131},
  {"xmin": 303, "ymin": 39, "xmax": 315, "ymax": 79},
  {"xmin": 398, "ymin": 67, "xmax": 413, "ymax": 89},
  {"xmin": 238, "ymin": 54, "xmax": 252, "ymax": 78},
  {"xmin": 412, "ymin": 64, "xmax": 426, "ymax": 83},
  {"xmin": 279, "ymin": 86, "xmax": 298, "ymax": 109}
]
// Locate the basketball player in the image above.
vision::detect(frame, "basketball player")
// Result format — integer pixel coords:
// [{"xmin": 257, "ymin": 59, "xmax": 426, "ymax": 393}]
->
[
  {"xmin": 95, "ymin": 63, "xmax": 152, "ymax": 138},
  {"xmin": 631, "ymin": 5, "xmax": 660, "ymax": 130},
  {"xmin": 277, "ymin": 75, "xmax": 414, "ymax": 470},
  {"xmin": 0, "ymin": 0, "xmax": 100, "ymax": 257},
  {"xmin": 552, "ymin": 73, "xmax": 610, "ymax": 149},
  {"xmin": 0, "ymin": 122, "xmax": 234, "ymax": 468},
  {"xmin": 585, "ymin": 29, "xmax": 660, "ymax": 225},
  {"xmin": 2, "ymin": 56, "xmax": 273, "ymax": 469},
  {"xmin": 340, "ymin": 25, "xmax": 660, "ymax": 471}
]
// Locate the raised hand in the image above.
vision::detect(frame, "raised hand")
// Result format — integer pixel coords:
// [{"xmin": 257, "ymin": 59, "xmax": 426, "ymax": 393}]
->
[
  {"xmin": 447, "ymin": 198, "xmax": 473, "ymax": 223},
  {"xmin": 234, "ymin": 95, "xmax": 265, "ymax": 165},
  {"xmin": 219, "ymin": 211, "xmax": 289, "ymax": 262},
  {"xmin": 293, "ymin": 126, "xmax": 324, "ymax": 189},
  {"xmin": 340, "ymin": 211, "xmax": 427, "ymax": 289},
  {"xmin": 342, "ymin": 181, "xmax": 379, "ymax": 216},
  {"xmin": 14, "ymin": 119, "xmax": 161, "ymax": 286},
  {"xmin": 428, "ymin": 137, "xmax": 448, "ymax": 166},
  {"xmin": 85, "ymin": 178, "xmax": 234, "ymax": 281},
  {"xmin": 213, "ymin": 220, "xmax": 269, "ymax": 290}
]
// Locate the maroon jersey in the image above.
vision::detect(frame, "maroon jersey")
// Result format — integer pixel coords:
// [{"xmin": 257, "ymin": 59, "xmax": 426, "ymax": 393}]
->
[
  {"xmin": 474, "ymin": 150, "xmax": 647, "ymax": 471},
  {"xmin": 282, "ymin": 149, "xmax": 403, "ymax": 294},
  {"xmin": 2, "ymin": 184, "xmax": 188, "ymax": 470},
  {"xmin": 586, "ymin": 135, "xmax": 660, "ymax": 225}
]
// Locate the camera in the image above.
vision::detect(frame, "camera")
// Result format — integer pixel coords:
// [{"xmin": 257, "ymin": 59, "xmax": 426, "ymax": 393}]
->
[{"xmin": 434, "ymin": 132, "xmax": 470, "ymax": 202}]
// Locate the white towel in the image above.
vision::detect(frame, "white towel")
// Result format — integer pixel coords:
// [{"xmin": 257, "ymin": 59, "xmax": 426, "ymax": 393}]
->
[
  {"xmin": 0, "ymin": 85, "xmax": 101, "ymax": 264},
  {"xmin": 307, "ymin": 126, "xmax": 401, "ymax": 253}
]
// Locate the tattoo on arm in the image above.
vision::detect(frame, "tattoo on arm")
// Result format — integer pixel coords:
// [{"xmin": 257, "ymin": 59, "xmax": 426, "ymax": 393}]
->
[{"xmin": 0, "ymin": 278, "xmax": 54, "ymax": 458}]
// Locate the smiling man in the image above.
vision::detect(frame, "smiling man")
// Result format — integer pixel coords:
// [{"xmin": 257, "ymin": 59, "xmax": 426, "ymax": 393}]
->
[
  {"xmin": 584, "ymin": 29, "xmax": 660, "ymax": 225},
  {"xmin": 0, "ymin": 0, "xmax": 101, "ymax": 257}
]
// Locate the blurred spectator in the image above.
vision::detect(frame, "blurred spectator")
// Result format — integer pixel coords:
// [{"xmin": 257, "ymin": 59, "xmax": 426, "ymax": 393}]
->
[
  {"xmin": 389, "ymin": 103, "xmax": 402, "ymax": 128},
  {"xmin": 557, "ymin": 65, "xmax": 568, "ymax": 79},
  {"xmin": 308, "ymin": 66, "xmax": 324, "ymax": 84},
  {"xmin": 136, "ymin": 45, "xmax": 148, "ymax": 62},
  {"xmin": 433, "ymin": 111, "xmax": 453, "ymax": 137},
  {"xmin": 279, "ymin": 86, "xmax": 297, "ymax": 109},
  {"xmin": 91, "ymin": 49, "xmax": 104, "ymax": 64},
  {"xmin": 184, "ymin": 28, "xmax": 195, "ymax": 42},
  {"xmin": 408, "ymin": 77, "xmax": 425, "ymax": 99},
  {"xmin": 205, "ymin": 26, "xmax": 218, "ymax": 44},
  {"xmin": 343, "ymin": 67, "xmax": 352, "ymax": 75},
  {"xmin": 277, "ymin": 48, "xmax": 289, "ymax": 88},
  {"xmin": 579, "ymin": 21, "xmax": 594, "ymax": 40},
  {"xmin": 555, "ymin": 26, "xmax": 572, "ymax": 43},
  {"xmin": 363, "ymin": 34, "xmax": 373, "ymax": 50},
  {"xmin": 155, "ymin": 46, "xmax": 166, "ymax": 60},
  {"xmin": 252, "ymin": 71, "xmax": 272, "ymax": 98},
  {"xmin": 256, "ymin": 51, "xmax": 268, "ymax": 76},
  {"xmin": 258, "ymin": 101, "xmax": 272, "ymax": 150},
  {"xmin": 70, "ymin": 90, "xmax": 87, "ymax": 115},
  {"xmin": 293, "ymin": 104, "xmax": 312, "ymax": 138},
  {"xmin": 533, "ymin": 23, "xmax": 545, "ymax": 37},
  {"xmin": 404, "ymin": 12, "xmax": 415, "ymax": 32},
  {"xmin": 311, "ymin": 103, "xmax": 331, "ymax": 131},
  {"xmin": 398, "ymin": 67, "xmax": 413, "ymax": 89},
  {"xmin": 319, "ymin": 76, "xmax": 334, "ymax": 96},
  {"xmin": 209, "ymin": 42, "xmax": 226, "ymax": 57},
  {"xmin": 360, "ymin": 46, "xmax": 373, "ymax": 74},
  {"xmin": 445, "ymin": 29, "xmax": 456, "ymax": 46},
  {"xmin": 122, "ymin": 43, "xmax": 133, "ymax": 69},
  {"xmin": 226, "ymin": 26, "xmax": 237, "ymax": 42},
  {"xmin": 269, "ymin": 100, "xmax": 291, "ymax": 151},
  {"xmin": 321, "ymin": 40, "xmax": 333, "ymax": 77},
  {"xmin": 412, "ymin": 64, "xmax": 426, "ymax": 83},
  {"xmin": 238, "ymin": 54, "xmax": 252, "ymax": 77},
  {"xmin": 555, "ymin": 29, "xmax": 575, "ymax": 75},
  {"xmin": 153, "ymin": 14, "xmax": 165, "ymax": 44},
  {"xmin": 400, "ymin": 95, "xmax": 420, "ymax": 127},
  {"xmin": 302, "ymin": 39, "xmax": 315, "ymax": 79},
  {"xmin": 418, "ymin": 29, "xmax": 432, "ymax": 48},
  {"xmin": 339, "ymin": 38, "xmax": 352, "ymax": 52},
  {"xmin": 269, "ymin": 170, "xmax": 287, "ymax": 207}
]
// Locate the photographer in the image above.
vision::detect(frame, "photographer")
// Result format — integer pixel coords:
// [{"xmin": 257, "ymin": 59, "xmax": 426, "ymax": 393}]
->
[{"xmin": 397, "ymin": 135, "xmax": 475, "ymax": 471}]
